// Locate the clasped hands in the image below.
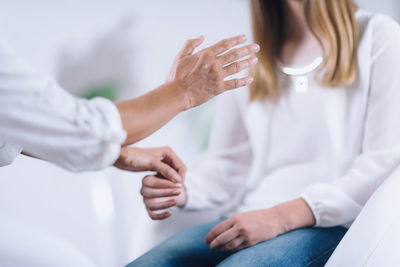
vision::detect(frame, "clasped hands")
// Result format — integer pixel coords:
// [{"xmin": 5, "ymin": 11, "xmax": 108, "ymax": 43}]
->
[{"xmin": 114, "ymin": 145, "xmax": 187, "ymax": 219}]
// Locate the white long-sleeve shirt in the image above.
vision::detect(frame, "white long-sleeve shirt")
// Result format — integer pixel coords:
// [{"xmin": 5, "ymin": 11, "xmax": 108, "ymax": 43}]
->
[
  {"xmin": 0, "ymin": 41, "xmax": 126, "ymax": 172},
  {"xmin": 184, "ymin": 11, "xmax": 400, "ymax": 227}
]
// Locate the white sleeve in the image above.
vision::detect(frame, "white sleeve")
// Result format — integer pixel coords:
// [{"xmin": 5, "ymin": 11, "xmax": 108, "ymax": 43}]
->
[
  {"xmin": 0, "ymin": 41, "xmax": 126, "ymax": 172},
  {"xmin": 184, "ymin": 91, "xmax": 252, "ymax": 210},
  {"xmin": 302, "ymin": 15, "xmax": 400, "ymax": 227}
]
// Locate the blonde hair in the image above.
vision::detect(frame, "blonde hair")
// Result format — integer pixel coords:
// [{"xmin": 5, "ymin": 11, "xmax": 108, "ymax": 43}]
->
[{"xmin": 249, "ymin": 0, "xmax": 359, "ymax": 101}]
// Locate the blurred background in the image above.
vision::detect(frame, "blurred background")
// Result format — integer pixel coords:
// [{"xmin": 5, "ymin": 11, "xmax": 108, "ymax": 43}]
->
[{"xmin": 0, "ymin": 0, "xmax": 399, "ymax": 266}]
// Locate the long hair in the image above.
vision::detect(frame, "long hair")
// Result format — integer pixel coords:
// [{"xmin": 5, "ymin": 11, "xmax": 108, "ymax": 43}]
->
[{"xmin": 249, "ymin": 0, "xmax": 359, "ymax": 101}]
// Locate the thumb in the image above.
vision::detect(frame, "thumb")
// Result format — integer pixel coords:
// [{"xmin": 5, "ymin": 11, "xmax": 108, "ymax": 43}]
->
[{"xmin": 179, "ymin": 35, "xmax": 205, "ymax": 57}]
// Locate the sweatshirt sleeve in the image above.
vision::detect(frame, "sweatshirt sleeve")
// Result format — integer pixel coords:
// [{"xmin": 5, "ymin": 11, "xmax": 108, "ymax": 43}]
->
[
  {"xmin": 0, "ymin": 41, "xmax": 126, "ymax": 172},
  {"xmin": 184, "ymin": 91, "xmax": 253, "ymax": 210},
  {"xmin": 302, "ymin": 15, "xmax": 400, "ymax": 227}
]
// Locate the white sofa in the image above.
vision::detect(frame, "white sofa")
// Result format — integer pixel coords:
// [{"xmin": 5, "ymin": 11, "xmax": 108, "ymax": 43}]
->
[{"xmin": 326, "ymin": 167, "xmax": 400, "ymax": 266}]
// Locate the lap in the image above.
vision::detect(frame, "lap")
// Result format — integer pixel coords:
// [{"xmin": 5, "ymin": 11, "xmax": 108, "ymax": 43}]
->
[
  {"xmin": 128, "ymin": 221, "xmax": 347, "ymax": 267},
  {"xmin": 326, "ymin": 167, "xmax": 400, "ymax": 266},
  {"xmin": 128, "ymin": 220, "xmax": 229, "ymax": 267},
  {"xmin": 218, "ymin": 226, "xmax": 347, "ymax": 267}
]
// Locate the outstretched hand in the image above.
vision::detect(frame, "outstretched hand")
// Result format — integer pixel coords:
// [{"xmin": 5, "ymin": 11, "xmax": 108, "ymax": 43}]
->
[
  {"xmin": 168, "ymin": 34, "xmax": 260, "ymax": 110},
  {"xmin": 114, "ymin": 146, "xmax": 186, "ymax": 183},
  {"xmin": 116, "ymin": 34, "xmax": 259, "ymax": 146}
]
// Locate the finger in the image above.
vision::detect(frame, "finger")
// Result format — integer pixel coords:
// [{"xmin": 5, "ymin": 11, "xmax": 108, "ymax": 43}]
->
[
  {"xmin": 223, "ymin": 76, "xmax": 254, "ymax": 91},
  {"xmin": 205, "ymin": 219, "xmax": 234, "ymax": 244},
  {"xmin": 148, "ymin": 209, "xmax": 172, "ymax": 220},
  {"xmin": 146, "ymin": 200, "xmax": 177, "ymax": 211},
  {"xmin": 141, "ymin": 187, "xmax": 182, "ymax": 198},
  {"xmin": 142, "ymin": 175, "xmax": 182, "ymax": 189},
  {"xmin": 179, "ymin": 35, "xmax": 205, "ymax": 57},
  {"xmin": 161, "ymin": 148, "xmax": 187, "ymax": 180},
  {"xmin": 209, "ymin": 227, "xmax": 240, "ymax": 250},
  {"xmin": 220, "ymin": 236, "xmax": 245, "ymax": 251},
  {"xmin": 151, "ymin": 161, "xmax": 182, "ymax": 183},
  {"xmin": 219, "ymin": 44, "xmax": 260, "ymax": 65},
  {"xmin": 232, "ymin": 242, "xmax": 250, "ymax": 252},
  {"xmin": 223, "ymin": 56, "xmax": 258, "ymax": 77},
  {"xmin": 144, "ymin": 196, "xmax": 178, "ymax": 211},
  {"xmin": 144, "ymin": 196, "xmax": 177, "ymax": 205},
  {"xmin": 205, "ymin": 34, "xmax": 247, "ymax": 56}
]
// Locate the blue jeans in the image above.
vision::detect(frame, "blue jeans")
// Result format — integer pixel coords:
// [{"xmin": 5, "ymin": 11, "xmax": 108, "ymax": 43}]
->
[{"xmin": 128, "ymin": 220, "xmax": 347, "ymax": 267}]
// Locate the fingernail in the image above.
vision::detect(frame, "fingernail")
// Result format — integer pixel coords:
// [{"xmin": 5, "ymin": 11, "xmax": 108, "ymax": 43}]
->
[
  {"xmin": 173, "ymin": 190, "xmax": 182, "ymax": 195},
  {"xmin": 248, "ymin": 77, "xmax": 254, "ymax": 83},
  {"xmin": 173, "ymin": 174, "xmax": 182, "ymax": 182},
  {"xmin": 174, "ymin": 183, "xmax": 183, "ymax": 188},
  {"xmin": 251, "ymin": 44, "xmax": 260, "ymax": 52},
  {"xmin": 251, "ymin": 57, "xmax": 258, "ymax": 64}
]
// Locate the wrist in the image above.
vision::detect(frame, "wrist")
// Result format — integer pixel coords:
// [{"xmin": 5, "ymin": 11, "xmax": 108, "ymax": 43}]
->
[
  {"xmin": 112, "ymin": 147, "xmax": 126, "ymax": 169},
  {"xmin": 273, "ymin": 198, "xmax": 316, "ymax": 232},
  {"xmin": 166, "ymin": 79, "xmax": 190, "ymax": 111},
  {"xmin": 273, "ymin": 205, "xmax": 295, "ymax": 233},
  {"xmin": 261, "ymin": 207, "xmax": 291, "ymax": 235}
]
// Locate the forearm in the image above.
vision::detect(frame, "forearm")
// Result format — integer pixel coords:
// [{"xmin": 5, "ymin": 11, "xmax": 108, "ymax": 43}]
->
[
  {"xmin": 116, "ymin": 80, "xmax": 187, "ymax": 146},
  {"xmin": 274, "ymin": 198, "xmax": 316, "ymax": 232}
]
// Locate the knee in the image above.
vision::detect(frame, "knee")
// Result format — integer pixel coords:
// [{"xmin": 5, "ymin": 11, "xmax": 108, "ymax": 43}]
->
[
  {"xmin": 217, "ymin": 227, "xmax": 346, "ymax": 267},
  {"xmin": 216, "ymin": 246, "xmax": 289, "ymax": 267},
  {"xmin": 128, "ymin": 235, "xmax": 192, "ymax": 267},
  {"xmin": 128, "ymin": 221, "xmax": 220, "ymax": 267}
]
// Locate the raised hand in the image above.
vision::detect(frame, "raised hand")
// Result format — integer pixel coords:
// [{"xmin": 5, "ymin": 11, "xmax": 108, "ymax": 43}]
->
[
  {"xmin": 116, "ymin": 35, "xmax": 259, "ymax": 146},
  {"xmin": 167, "ymin": 35, "xmax": 260, "ymax": 110}
]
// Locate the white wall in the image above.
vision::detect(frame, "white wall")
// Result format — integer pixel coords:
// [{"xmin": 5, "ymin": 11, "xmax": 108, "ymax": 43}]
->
[
  {"xmin": 357, "ymin": 0, "xmax": 400, "ymax": 19},
  {"xmin": 0, "ymin": 0, "xmax": 399, "ymax": 266}
]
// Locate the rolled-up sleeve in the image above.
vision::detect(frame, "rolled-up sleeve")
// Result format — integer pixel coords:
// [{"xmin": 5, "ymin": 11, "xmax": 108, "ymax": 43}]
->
[
  {"xmin": 0, "ymin": 41, "xmax": 126, "ymax": 172},
  {"xmin": 302, "ymin": 15, "xmax": 400, "ymax": 227}
]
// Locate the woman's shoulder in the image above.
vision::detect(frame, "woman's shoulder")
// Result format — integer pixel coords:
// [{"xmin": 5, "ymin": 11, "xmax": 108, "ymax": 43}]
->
[
  {"xmin": 357, "ymin": 10, "xmax": 400, "ymax": 43},
  {"xmin": 356, "ymin": 9, "xmax": 400, "ymax": 63}
]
